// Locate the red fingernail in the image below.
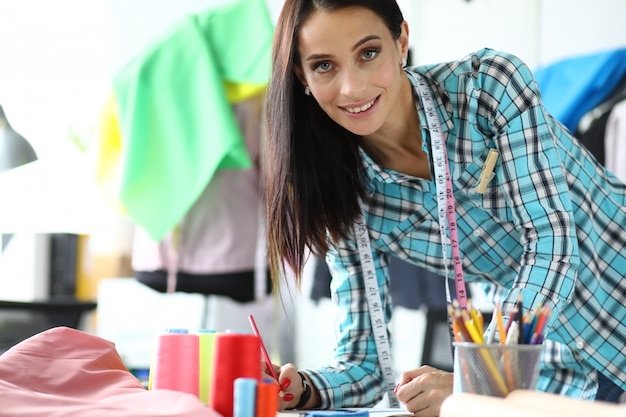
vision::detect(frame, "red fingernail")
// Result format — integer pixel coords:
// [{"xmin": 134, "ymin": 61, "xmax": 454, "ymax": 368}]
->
[
  {"xmin": 394, "ymin": 383, "xmax": 400, "ymax": 394},
  {"xmin": 280, "ymin": 378, "xmax": 291, "ymax": 390},
  {"xmin": 283, "ymin": 393, "xmax": 294, "ymax": 402}
]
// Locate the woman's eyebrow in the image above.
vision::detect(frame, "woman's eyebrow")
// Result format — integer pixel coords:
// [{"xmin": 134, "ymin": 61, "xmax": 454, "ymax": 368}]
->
[
  {"xmin": 352, "ymin": 35, "xmax": 381, "ymax": 52},
  {"xmin": 303, "ymin": 35, "xmax": 382, "ymax": 62}
]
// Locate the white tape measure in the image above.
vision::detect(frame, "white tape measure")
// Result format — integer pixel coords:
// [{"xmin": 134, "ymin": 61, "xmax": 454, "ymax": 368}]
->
[
  {"xmin": 414, "ymin": 74, "xmax": 467, "ymax": 309},
  {"xmin": 355, "ymin": 73, "xmax": 468, "ymax": 408},
  {"xmin": 354, "ymin": 218, "xmax": 399, "ymax": 407}
]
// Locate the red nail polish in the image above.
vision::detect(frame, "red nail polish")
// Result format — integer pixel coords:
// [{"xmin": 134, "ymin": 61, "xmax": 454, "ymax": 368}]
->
[
  {"xmin": 281, "ymin": 378, "xmax": 291, "ymax": 390},
  {"xmin": 283, "ymin": 393, "xmax": 294, "ymax": 402},
  {"xmin": 393, "ymin": 383, "xmax": 400, "ymax": 394}
]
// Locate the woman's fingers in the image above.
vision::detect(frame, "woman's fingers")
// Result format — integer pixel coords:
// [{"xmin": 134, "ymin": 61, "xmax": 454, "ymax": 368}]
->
[
  {"xmin": 396, "ymin": 366, "xmax": 453, "ymax": 417},
  {"xmin": 276, "ymin": 363, "xmax": 300, "ymax": 410}
]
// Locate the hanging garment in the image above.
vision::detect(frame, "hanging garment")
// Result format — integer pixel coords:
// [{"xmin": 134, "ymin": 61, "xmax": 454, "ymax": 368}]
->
[
  {"xmin": 131, "ymin": 94, "xmax": 270, "ymax": 302},
  {"xmin": 533, "ymin": 47, "xmax": 626, "ymax": 133},
  {"xmin": 575, "ymin": 75, "xmax": 626, "ymax": 165},
  {"xmin": 97, "ymin": 0, "xmax": 274, "ymax": 242},
  {"xmin": 604, "ymin": 98, "xmax": 626, "ymax": 183}
]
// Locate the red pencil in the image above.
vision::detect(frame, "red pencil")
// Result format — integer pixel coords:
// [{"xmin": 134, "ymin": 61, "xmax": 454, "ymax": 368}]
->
[{"xmin": 248, "ymin": 314, "xmax": 279, "ymax": 381}]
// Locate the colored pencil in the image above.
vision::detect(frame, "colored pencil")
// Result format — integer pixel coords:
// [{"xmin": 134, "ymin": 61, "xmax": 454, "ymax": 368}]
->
[{"xmin": 248, "ymin": 315, "xmax": 279, "ymax": 381}]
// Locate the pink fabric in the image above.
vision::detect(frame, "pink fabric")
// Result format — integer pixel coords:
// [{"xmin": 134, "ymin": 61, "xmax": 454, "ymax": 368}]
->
[{"xmin": 0, "ymin": 326, "xmax": 219, "ymax": 417}]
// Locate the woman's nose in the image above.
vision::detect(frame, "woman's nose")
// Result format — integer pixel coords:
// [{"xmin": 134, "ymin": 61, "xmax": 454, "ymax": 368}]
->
[{"xmin": 339, "ymin": 67, "xmax": 367, "ymax": 98}]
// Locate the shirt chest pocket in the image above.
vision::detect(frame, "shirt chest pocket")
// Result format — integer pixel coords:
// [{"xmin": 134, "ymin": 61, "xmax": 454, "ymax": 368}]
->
[{"xmin": 451, "ymin": 150, "xmax": 512, "ymax": 221}]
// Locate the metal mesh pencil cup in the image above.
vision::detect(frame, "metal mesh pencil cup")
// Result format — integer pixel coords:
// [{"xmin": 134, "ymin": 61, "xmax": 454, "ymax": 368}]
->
[{"xmin": 453, "ymin": 342, "xmax": 543, "ymax": 397}]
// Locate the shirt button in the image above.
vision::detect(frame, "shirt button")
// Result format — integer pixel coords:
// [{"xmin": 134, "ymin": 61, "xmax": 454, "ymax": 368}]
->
[
  {"xmin": 473, "ymin": 229, "xmax": 481, "ymax": 237},
  {"xmin": 576, "ymin": 340, "xmax": 584, "ymax": 350}
]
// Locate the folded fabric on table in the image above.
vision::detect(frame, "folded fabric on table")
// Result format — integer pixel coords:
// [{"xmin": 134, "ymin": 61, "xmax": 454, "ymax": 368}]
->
[{"xmin": 0, "ymin": 326, "xmax": 217, "ymax": 417}]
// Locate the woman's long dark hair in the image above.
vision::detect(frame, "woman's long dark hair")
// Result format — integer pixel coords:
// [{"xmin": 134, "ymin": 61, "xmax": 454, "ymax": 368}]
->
[{"xmin": 264, "ymin": 0, "xmax": 405, "ymax": 287}]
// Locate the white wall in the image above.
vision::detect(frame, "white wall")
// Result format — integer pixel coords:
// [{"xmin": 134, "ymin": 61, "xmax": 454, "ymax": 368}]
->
[
  {"xmin": 410, "ymin": 0, "xmax": 541, "ymax": 67},
  {"xmin": 0, "ymin": 0, "xmax": 130, "ymax": 252},
  {"xmin": 0, "ymin": 0, "xmax": 109, "ymax": 161},
  {"xmin": 409, "ymin": 0, "xmax": 626, "ymax": 70},
  {"xmin": 109, "ymin": 0, "xmax": 228, "ymax": 75},
  {"xmin": 539, "ymin": 0, "xmax": 626, "ymax": 66}
]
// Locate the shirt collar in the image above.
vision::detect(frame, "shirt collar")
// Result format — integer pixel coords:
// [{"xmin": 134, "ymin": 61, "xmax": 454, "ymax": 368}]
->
[
  {"xmin": 405, "ymin": 68, "xmax": 455, "ymax": 133},
  {"xmin": 359, "ymin": 147, "xmax": 429, "ymax": 186}
]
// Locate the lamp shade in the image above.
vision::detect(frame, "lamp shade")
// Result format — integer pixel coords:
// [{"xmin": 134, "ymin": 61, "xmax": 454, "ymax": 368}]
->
[{"xmin": 0, "ymin": 105, "xmax": 37, "ymax": 172}]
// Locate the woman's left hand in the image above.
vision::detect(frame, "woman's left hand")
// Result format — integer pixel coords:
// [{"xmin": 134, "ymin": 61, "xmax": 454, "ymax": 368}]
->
[{"xmin": 395, "ymin": 366, "xmax": 453, "ymax": 417}]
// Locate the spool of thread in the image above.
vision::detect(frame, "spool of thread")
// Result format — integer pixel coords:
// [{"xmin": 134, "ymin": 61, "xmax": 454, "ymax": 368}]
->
[
  {"xmin": 234, "ymin": 378, "xmax": 258, "ymax": 417},
  {"xmin": 255, "ymin": 380, "xmax": 279, "ymax": 417},
  {"xmin": 197, "ymin": 329, "xmax": 218, "ymax": 405},
  {"xmin": 149, "ymin": 328, "xmax": 190, "ymax": 390},
  {"xmin": 151, "ymin": 329, "xmax": 200, "ymax": 397},
  {"xmin": 210, "ymin": 333, "xmax": 261, "ymax": 417}
]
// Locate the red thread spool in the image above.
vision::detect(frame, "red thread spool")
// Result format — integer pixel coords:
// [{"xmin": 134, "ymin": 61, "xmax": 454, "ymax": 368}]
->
[
  {"xmin": 210, "ymin": 333, "xmax": 261, "ymax": 417},
  {"xmin": 151, "ymin": 331, "xmax": 200, "ymax": 396}
]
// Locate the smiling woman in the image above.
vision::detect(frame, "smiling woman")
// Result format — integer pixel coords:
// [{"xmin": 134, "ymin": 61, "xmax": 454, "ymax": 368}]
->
[{"xmin": 263, "ymin": 0, "xmax": 626, "ymax": 415}]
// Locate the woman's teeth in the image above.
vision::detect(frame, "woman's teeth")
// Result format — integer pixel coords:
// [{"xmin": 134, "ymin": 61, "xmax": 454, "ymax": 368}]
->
[{"xmin": 346, "ymin": 99, "xmax": 375, "ymax": 114}]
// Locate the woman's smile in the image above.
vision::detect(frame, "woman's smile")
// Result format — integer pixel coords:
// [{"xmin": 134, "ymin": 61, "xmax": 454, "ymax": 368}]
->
[{"xmin": 342, "ymin": 96, "xmax": 379, "ymax": 115}]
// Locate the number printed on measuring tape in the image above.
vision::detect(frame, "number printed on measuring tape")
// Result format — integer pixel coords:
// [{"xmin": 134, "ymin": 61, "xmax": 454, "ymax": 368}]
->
[
  {"xmin": 355, "ymin": 216, "xmax": 400, "ymax": 407},
  {"xmin": 414, "ymin": 75, "xmax": 468, "ymax": 310}
]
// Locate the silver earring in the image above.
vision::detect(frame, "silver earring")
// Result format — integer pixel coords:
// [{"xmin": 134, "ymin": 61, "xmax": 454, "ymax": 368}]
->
[
  {"xmin": 304, "ymin": 86, "xmax": 311, "ymax": 96},
  {"xmin": 401, "ymin": 57, "xmax": 407, "ymax": 67}
]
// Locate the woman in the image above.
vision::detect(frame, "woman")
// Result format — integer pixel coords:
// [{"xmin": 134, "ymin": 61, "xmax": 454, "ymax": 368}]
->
[{"xmin": 263, "ymin": 0, "xmax": 626, "ymax": 415}]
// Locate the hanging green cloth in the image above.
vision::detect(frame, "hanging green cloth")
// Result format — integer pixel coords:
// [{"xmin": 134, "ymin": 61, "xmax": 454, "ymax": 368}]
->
[{"xmin": 98, "ymin": 0, "xmax": 273, "ymax": 241}]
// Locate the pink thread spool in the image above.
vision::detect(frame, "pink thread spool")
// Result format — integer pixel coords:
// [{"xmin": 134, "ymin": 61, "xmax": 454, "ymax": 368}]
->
[
  {"xmin": 210, "ymin": 333, "xmax": 261, "ymax": 417},
  {"xmin": 151, "ymin": 329, "xmax": 200, "ymax": 397}
]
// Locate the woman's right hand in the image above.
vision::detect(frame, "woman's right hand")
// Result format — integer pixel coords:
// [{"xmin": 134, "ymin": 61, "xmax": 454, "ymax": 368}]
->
[
  {"xmin": 275, "ymin": 363, "xmax": 321, "ymax": 410},
  {"xmin": 275, "ymin": 363, "xmax": 300, "ymax": 410}
]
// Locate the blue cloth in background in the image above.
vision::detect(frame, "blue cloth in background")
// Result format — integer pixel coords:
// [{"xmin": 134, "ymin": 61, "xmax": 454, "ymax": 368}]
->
[{"xmin": 533, "ymin": 47, "xmax": 626, "ymax": 133}]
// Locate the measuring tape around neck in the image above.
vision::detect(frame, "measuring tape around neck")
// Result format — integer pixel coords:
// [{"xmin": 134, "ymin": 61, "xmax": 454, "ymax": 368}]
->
[
  {"xmin": 413, "ymin": 74, "xmax": 468, "ymax": 310},
  {"xmin": 354, "ymin": 73, "xmax": 468, "ymax": 407}
]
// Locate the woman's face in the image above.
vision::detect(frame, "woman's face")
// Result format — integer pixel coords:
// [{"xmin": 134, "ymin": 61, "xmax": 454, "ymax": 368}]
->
[{"xmin": 295, "ymin": 6, "xmax": 408, "ymax": 137}]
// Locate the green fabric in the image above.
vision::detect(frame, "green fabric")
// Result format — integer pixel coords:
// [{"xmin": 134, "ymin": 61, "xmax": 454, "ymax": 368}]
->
[{"xmin": 112, "ymin": 0, "xmax": 273, "ymax": 241}]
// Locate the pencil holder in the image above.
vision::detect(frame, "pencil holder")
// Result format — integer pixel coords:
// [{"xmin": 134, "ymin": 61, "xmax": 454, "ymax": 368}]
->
[{"xmin": 453, "ymin": 342, "xmax": 543, "ymax": 397}]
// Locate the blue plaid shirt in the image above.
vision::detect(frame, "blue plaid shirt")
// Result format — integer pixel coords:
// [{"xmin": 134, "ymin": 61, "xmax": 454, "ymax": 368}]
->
[{"xmin": 305, "ymin": 48, "xmax": 626, "ymax": 408}]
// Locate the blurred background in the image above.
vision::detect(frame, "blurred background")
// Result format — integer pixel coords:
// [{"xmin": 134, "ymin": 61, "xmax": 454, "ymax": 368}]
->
[{"xmin": 0, "ymin": 0, "xmax": 625, "ymax": 383}]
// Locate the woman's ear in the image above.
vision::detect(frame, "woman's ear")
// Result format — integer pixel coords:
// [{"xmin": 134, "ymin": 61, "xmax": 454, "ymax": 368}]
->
[{"xmin": 398, "ymin": 20, "xmax": 410, "ymax": 59}]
